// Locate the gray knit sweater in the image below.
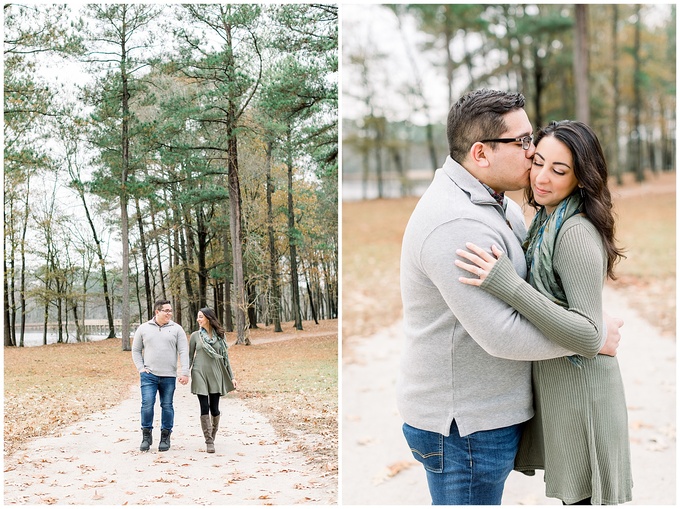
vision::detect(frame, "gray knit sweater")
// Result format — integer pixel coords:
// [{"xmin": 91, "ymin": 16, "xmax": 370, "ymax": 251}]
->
[
  {"xmin": 132, "ymin": 319, "xmax": 190, "ymax": 377},
  {"xmin": 397, "ymin": 157, "xmax": 603, "ymax": 437}
]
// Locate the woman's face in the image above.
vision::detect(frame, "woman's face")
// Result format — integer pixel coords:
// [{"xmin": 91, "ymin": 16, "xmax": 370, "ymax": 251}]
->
[
  {"xmin": 530, "ymin": 135, "xmax": 580, "ymax": 214},
  {"xmin": 197, "ymin": 311, "xmax": 208, "ymax": 329}
]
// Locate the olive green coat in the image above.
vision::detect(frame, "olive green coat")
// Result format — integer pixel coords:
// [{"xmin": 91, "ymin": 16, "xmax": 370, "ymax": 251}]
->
[
  {"xmin": 481, "ymin": 216, "xmax": 632, "ymax": 505},
  {"xmin": 189, "ymin": 331, "xmax": 235, "ymax": 396}
]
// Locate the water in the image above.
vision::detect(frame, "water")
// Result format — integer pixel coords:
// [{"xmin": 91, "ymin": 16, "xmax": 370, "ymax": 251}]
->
[
  {"xmin": 11, "ymin": 331, "xmax": 110, "ymax": 348},
  {"xmin": 342, "ymin": 179, "xmax": 430, "ymax": 201}
]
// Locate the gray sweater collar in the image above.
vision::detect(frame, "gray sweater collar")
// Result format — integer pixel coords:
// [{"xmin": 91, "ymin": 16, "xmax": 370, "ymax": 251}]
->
[{"xmin": 441, "ymin": 156, "xmax": 502, "ymax": 207}]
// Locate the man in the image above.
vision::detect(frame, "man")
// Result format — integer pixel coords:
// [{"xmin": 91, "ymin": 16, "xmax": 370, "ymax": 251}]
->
[
  {"xmin": 397, "ymin": 89, "xmax": 622, "ymax": 505},
  {"xmin": 132, "ymin": 299, "xmax": 189, "ymax": 452}
]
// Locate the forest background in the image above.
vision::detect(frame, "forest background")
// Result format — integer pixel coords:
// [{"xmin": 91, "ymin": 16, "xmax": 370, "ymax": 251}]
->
[
  {"xmin": 343, "ymin": 4, "xmax": 675, "ymax": 201},
  {"xmin": 4, "ymin": 3, "xmax": 339, "ymax": 349},
  {"xmin": 342, "ymin": 2, "xmax": 675, "ymax": 339}
]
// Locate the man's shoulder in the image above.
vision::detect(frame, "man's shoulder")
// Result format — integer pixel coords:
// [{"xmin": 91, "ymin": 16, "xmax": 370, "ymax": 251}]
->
[{"xmin": 137, "ymin": 319, "xmax": 156, "ymax": 330}]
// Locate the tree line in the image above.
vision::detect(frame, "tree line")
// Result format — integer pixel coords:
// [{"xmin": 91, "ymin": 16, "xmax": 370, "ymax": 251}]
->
[
  {"xmin": 4, "ymin": 4, "xmax": 338, "ymax": 348},
  {"xmin": 343, "ymin": 4, "xmax": 675, "ymax": 199}
]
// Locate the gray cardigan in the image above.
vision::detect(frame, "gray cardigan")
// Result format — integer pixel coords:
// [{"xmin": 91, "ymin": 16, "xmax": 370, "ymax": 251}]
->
[{"xmin": 397, "ymin": 157, "xmax": 600, "ymax": 437}]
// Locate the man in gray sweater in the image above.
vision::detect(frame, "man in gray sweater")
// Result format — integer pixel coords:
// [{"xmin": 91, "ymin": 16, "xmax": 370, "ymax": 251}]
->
[
  {"xmin": 132, "ymin": 299, "xmax": 189, "ymax": 452},
  {"xmin": 397, "ymin": 89, "xmax": 621, "ymax": 504}
]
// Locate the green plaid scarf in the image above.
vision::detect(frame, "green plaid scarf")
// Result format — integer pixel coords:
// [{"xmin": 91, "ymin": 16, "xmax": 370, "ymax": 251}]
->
[{"xmin": 199, "ymin": 328, "xmax": 229, "ymax": 364}]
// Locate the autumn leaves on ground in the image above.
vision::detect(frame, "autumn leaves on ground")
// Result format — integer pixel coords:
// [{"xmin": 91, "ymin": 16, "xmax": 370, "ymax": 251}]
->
[
  {"xmin": 342, "ymin": 171, "xmax": 676, "ymax": 345},
  {"xmin": 4, "ymin": 319, "xmax": 338, "ymax": 478}
]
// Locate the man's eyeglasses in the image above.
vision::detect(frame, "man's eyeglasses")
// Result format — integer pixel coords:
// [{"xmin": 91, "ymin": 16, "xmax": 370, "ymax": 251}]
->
[
  {"xmin": 481, "ymin": 134, "xmax": 534, "ymax": 150},
  {"xmin": 160, "ymin": 308, "xmax": 173, "ymax": 313}
]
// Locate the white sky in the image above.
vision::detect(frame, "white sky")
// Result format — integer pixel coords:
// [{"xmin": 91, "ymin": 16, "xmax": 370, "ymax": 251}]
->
[{"xmin": 341, "ymin": 3, "xmax": 452, "ymax": 125}]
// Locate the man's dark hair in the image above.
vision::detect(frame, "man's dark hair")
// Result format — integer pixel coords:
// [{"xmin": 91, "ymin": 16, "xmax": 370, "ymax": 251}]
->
[
  {"xmin": 154, "ymin": 299, "xmax": 171, "ymax": 312},
  {"xmin": 447, "ymin": 89, "xmax": 526, "ymax": 163}
]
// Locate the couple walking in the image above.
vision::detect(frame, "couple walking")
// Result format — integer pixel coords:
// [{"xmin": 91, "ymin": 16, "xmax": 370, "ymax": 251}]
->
[
  {"xmin": 398, "ymin": 89, "xmax": 633, "ymax": 505},
  {"xmin": 131, "ymin": 300, "xmax": 236, "ymax": 454}
]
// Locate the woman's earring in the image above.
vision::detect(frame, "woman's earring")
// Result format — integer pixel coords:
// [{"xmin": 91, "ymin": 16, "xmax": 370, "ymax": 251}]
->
[{"xmin": 580, "ymin": 187, "xmax": 585, "ymax": 198}]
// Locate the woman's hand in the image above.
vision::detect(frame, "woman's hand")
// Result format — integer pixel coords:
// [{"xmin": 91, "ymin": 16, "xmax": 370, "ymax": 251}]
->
[{"xmin": 454, "ymin": 243, "xmax": 504, "ymax": 286}]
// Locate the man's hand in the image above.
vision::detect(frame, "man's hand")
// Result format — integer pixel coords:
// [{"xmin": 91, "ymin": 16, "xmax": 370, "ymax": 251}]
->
[
  {"xmin": 178, "ymin": 375, "xmax": 189, "ymax": 385},
  {"xmin": 599, "ymin": 312, "xmax": 623, "ymax": 356}
]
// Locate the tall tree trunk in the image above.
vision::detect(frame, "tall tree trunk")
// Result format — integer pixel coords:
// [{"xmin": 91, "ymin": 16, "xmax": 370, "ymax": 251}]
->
[
  {"xmin": 224, "ymin": 278, "xmax": 233, "ymax": 332},
  {"xmin": 302, "ymin": 259, "xmax": 319, "ymax": 325},
  {"xmin": 134, "ymin": 196, "xmax": 152, "ymax": 318},
  {"xmin": 133, "ymin": 255, "xmax": 143, "ymax": 322},
  {"xmin": 196, "ymin": 205, "xmax": 208, "ymax": 308},
  {"xmin": 573, "ymin": 5, "xmax": 590, "ymax": 123},
  {"xmin": 221, "ymin": 16, "xmax": 249, "ymax": 345},
  {"xmin": 71, "ymin": 299, "xmax": 82, "ymax": 342},
  {"xmin": 179, "ymin": 206, "xmax": 198, "ymax": 323},
  {"xmin": 533, "ymin": 45, "xmax": 544, "ymax": 129},
  {"xmin": 42, "ymin": 290, "xmax": 49, "ymax": 346},
  {"xmin": 120, "ymin": 11, "xmax": 131, "ymax": 350},
  {"xmin": 361, "ymin": 148, "xmax": 369, "ymax": 200},
  {"xmin": 228, "ymin": 132, "xmax": 250, "ymax": 344},
  {"xmin": 7, "ymin": 199, "xmax": 17, "ymax": 347},
  {"xmin": 56, "ymin": 287, "xmax": 64, "ymax": 344},
  {"xmin": 19, "ymin": 175, "xmax": 31, "ymax": 347},
  {"xmin": 443, "ymin": 6, "xmax": 454, "ymax": 109},
  {"xmin": 374, "ymin": 120, "xmax": 384, "ymax": 199},
  {"xmin": 246, "ymin": 280, "xmax": 259, "ymax": 328},
  {"xmin": 266, "ymin": 140, "xmax": 282, "ymax": 332},
  {"xmin": 633, "ymin": 4, "xmax": 644, "ymax": 182},
  {"xmin": 150, "ymin": 204, "xmax": 166, "ymax": 299},
  {"xmin": 611, "ymin": 4, "xmax": 623, "ymax": 185},
  {"xmin": 286, "ymin": 128, "xmax": 303, "ymax": 331},
  {"xmin": 4, "ymin": 254, "xmax": 14, "ymax": 347},
  {"xmin": 76, "ymin": 179, "xmax": 116, "ymax": 338},
  {"xmin": 171, "ymin": 207, "xmax": 182, "ymax": 327},
  {"xmin": 220, "ymin": 214, "xmax": 234, "ymax": 333},
  {"xmin": 394, "ymin": 9, "xmax": 438, "ymax": 172}
]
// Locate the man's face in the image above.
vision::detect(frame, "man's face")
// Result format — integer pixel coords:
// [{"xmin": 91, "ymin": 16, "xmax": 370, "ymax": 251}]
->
[
  {"xmin": 486, "ymin": 109, "xmax": 536, "ymax": 193},
  {"xmin": 155, "ymin": 304, "xmax": 173, "ymax": 326}
]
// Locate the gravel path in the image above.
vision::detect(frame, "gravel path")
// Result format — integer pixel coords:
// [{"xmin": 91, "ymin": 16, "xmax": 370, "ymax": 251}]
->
[
  {"xmin": 341, "ymin": 285, "xmax": 676, "ymax": 505},
  {"xmin": 4, "ymin": 380, "xmax": 336, "ymax": 505}
]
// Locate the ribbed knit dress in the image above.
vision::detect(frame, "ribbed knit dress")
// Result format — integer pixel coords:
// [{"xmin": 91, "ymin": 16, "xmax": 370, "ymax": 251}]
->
[{"xmin": 480, "ymin": 215, "xmax": 633, "ymax": 505}]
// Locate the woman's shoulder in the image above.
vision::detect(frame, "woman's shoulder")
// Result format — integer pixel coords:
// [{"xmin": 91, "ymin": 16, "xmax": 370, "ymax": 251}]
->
[
  {"xmin": 560, "ymin": 213, "xmax": 598, "ymax": 236},
  {"xmin": 556, "ymin": 214, "xmax": 605, "ymax": 254}
]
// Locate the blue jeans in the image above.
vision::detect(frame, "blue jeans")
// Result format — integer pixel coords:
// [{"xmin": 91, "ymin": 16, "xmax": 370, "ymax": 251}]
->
[
  {"xmin": 140, "ymin": 372, "xmax": 176, "ymax": 431},
  {"xmin": 403, "ymin": 420, "xmax": 523, "ymax": 505}
]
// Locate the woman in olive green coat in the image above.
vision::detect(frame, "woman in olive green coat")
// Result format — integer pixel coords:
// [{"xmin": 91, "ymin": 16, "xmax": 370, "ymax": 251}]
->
[{"xmin": 189, "ymin": 307, "xmax": 236, "ymax": 453}]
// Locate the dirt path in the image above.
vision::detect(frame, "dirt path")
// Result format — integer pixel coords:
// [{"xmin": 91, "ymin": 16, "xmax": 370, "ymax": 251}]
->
[
  {"xmin": 4, "ymin": 370, "xmax": 336, "ymax": 505},
  {"xmin": 341, "ymin": 285, "xmax": 676, "ymax": 505}
]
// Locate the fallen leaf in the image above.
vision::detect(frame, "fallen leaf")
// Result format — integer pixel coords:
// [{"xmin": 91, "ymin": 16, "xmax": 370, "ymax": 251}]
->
[{"xmin": 387, "ymin": 460, "xmax": 415, "ymax": 478}]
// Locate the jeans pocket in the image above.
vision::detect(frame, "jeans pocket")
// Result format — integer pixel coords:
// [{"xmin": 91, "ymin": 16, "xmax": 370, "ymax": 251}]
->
[{"xmin": 402, "ymin": 423, "xmax": 444, "ymax": 473}]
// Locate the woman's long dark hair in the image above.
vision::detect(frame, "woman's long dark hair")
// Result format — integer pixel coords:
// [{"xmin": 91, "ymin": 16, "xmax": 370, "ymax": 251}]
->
[
  {"xmin": 525, "ymin": 120, "xmax": 625, "ymax": 279},
  {"xmin": 199, "ymin": 307, "xmax": 226, "ymax": 339}
]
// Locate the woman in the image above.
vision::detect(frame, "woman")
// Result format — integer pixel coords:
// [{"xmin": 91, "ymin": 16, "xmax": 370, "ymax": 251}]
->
[
  {"xmin": 189, "ymin": 307, "xmax": 236, "ymax": 453},
  {"xmin": 455, "ymin": 120, "xmax": 632, "ymax": 505}
]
